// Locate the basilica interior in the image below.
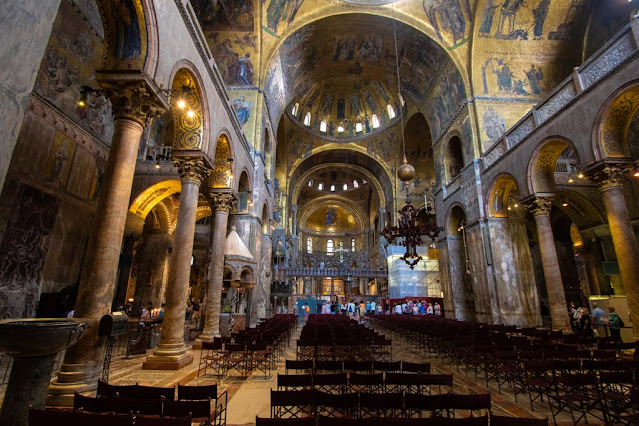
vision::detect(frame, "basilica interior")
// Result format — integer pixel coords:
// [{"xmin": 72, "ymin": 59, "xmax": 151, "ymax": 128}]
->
[{"xmin": 1, "ymin": 0, "xmax": 639, "ymax": 424}]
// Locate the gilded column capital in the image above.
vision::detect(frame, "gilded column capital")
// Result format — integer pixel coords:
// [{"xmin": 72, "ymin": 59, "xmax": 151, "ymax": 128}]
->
[
  {"xmin": 592, "ymin": 164, "xmax": 631, "ymax": 191},
  {"xmin": 175, "ymin": 159, "xmax": 210, "ymax": 186},
  {"xmin": 210, "ymin": 192, "xmax": 237, "ymax": 213},
  {"xmin": 525, "ymin": 196, "xmax": 554, "ymax": 216}
]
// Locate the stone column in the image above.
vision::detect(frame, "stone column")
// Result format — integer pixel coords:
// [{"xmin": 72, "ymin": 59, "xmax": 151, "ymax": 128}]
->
[
  {"xmin": 291, "ymin": 204, "xmax": 298, "ymax": 236},
  {"xmin": 573, "ymin": 246, "xmax": 591, "ymax": 297},
  {"xmin": 527, "ymin": 197, "xmax": 571, "ymax": 331},
  {"xmin": 48, "ymin": 80, "xmax": 167, "ymax": 405},
  {"xmin": 199, "ymin": 192, "xmax": 236, "ymax": 341},
  {"xmin": 582, "ymin": 248, "xmax": 601, "ymax": 295},
  {"xmin": 595, "ymin": 165, "xmax": 639, "ymax": 338},
  {"xmin": 144, "ymin": 160, "xmax": 209, "ymax": 369}
]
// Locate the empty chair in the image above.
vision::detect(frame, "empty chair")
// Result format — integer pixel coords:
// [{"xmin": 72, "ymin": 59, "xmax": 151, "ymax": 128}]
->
[
  {"xmin": 163, "ymin": 399, "xmax": 212, "ymax": 424},
  {"xmin": 313, "ymin": 373, "xmax": 347, "ymax": 394},
  {"xmin": 96, "ymin": 380, "xmax": 136, "ymax": 398},
  {"xmin": 271, "ymin": 390, "xmax": 316, "ymax": 418},
  {"xmin": 404, "ymin": 393, "xmax": 450, "ymax": 418},
  {"xmin": 491, "ymin": 415, "xmax": 548, "ymax": 426},
  {"xmin": 256, "ymin": 417, "xmax": 316, "ymax": 426},
  {"xmin": 315, "ymin": 360, "xmax": 343, "ymax": 373},
  {"xmin": 315, "ymin": 391, "xmax": 358, "ymax": 418},
  {"xmin": 446, "ymin": 393, "xmax": 491, "ymax": 418},
  {"xmin": 29, "ymin": 409, "xmax": 131, "ymax": 426},
  {"xmin": 134, "ymin": 415, "xmax": 192, "ymax": 426},
  {"xmin": 177, "ymin": 383, "xmax": 217, "ymax": 400},
  {"xmin": 348, "ymin": 372, "xmax": 384, "ymax": 394},
  {"xmin": 402, "ymin": 361, "xmax": 431, "ymax": 374},
  {"xmin": 74, "ymin": 393, "xmax": 118, "ymax": 414},
  {"xmin": 286, "ymin": 359, "xmax": 313, "ymax": 374},
  {"xmin": 199, "ymin": 340, "xmax": 225, "ymax": 378},
  {"xmin": 386, "ymin": 373, "xmax": 453, "ymax": 395},
  {"xmin": 358, "ymin": 392, "xmax": 404, "ymax": 418},
  {"xmin": 278, "ymin": 373, "xmax": 313, "ymax": 391},
  {"xmin": 344, "ymin": 360, "xmax": 373, "ymax": 373},
  {"xmin": 372, "ymin": 360, "xmax": 401, "ymax": 372},
  {"xmin": 134, "ymin": 383, "xmax": 175, "ymax": 400}
]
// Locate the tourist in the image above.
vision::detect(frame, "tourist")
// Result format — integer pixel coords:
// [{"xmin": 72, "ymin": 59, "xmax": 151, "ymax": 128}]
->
[
  {"xmin": 426, "ymin": 303, "xmax": 434, "ymax": 315},
  {"xmin": 371, "ymin": 300, "xmax": 376, "ymax": 314},
  {"xmin": 360, "ymin": 300, "xmax": 366, "ymax": 316},
  {"xmin": 591, "ymin": 303, "xmax": 606, "ymax": 324},
  {"xmin": 419, "ymin": 302, "xmax": 426, "ymax": 315},
  {"xmin": 303, "ymin": 303, "xmax": 310, "ymax": 321},
  {"xmin": 434, "ymin": 302, "xmax": 441, "ymax": 316},
  {"xmin": 570, "ymin": 303, "xmax": 583, "ymax": 333},
  {"xmin": 347, "ymin": 300, "xmax": 356, "ymax": 318},
  {"xmin": 605, "ymin": 306, "xmax": 624, "ymax": 342},
  {"xmin": 322, "ymin": 302, "xmax": 331, "ymax": 314},
  {"xmin": 159, "ymin": 303, "xmax": 165, "ymax": 317},
  {"xmin": 394, "ymin": 303, "xmax": 402, "ymax": 315},
  {"xmin": 402, "ymin": 301, "xmax": 409, "ymax": 314},
  {"xmin": 579, "ymin": 307, "xmax": 593, "ymax": 337},
  {"xmin": 365, "ymin": 300, "xmax": 371, "ymax": 313},
  {"xmin": 412, "ymin": 303, "xmax": 419, "ymax": 315}
]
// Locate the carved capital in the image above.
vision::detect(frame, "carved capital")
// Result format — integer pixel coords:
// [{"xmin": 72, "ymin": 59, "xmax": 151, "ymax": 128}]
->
[
  {"xmin": 592, "ymin": 165, "xmax": 631, "ymax": 191},
  {"xmin": 175, "ymin": 159, "xmax": 210, "ymax": 186},
  {"xmin": 525, "ymin": 196, "xmax": 554, "ymax": 216},
  {"xmin": 210, "ymin": 192, "xmax": 237, "ymax": 213}
]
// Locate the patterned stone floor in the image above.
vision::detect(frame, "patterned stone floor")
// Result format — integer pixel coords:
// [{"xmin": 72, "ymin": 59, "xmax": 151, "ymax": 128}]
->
[{"xmin": 0, "ymin": 320, "xmax": 607, "ymax": 425}]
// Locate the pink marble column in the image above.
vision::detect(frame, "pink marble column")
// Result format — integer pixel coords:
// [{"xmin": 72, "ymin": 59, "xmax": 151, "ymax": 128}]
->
[
  {"xmin": 143, "ymin": 160, "xmax": 209, "ymax": 370},
  {"xmin": 528, "ymin": 197, "xmax": 571, "ymax": 331},
  {"xmin": 48, "ymin": 80, "xmax": 166, "ymax": 405},
  {"xmin": 595, "ymin": 165, "xmax": 639, "ymax": 338},
  {"xmin": 199, "ymin": 192, "xmax": 236, "ymax": 341}
]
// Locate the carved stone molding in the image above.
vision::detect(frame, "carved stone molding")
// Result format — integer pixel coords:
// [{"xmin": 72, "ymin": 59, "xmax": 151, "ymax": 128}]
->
[
  {"xmin": 592, "ymin": 164, "xmax": 631, "ymax": 191},
  {"xmin": 100, "ymin": 81, "xmax": 167, "ymax": 126},
  {"xmin": 525, "ymin": 196, "xmax": 554, "ymax": 216},
  {"xmin": 210, "ymin": 192, "xmax": 237, "ymax": 213},
  {"xmin": 175, "ymin": 159, "xmax": 210, "ymax": 186}
]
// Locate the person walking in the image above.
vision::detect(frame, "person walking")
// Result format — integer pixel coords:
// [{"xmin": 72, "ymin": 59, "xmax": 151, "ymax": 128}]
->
[{"xmin": 605, "ymin": 306, "xmax": 624, "ymax": 342}]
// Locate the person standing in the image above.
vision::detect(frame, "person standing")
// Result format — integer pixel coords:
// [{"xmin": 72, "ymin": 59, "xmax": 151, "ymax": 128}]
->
[
  {"xmin": 426, "ymin": 303, "xmax": 434, "ymax": 315},
  {"xmin": 371, "ymin": 300, "xmax": 376, "ymax": 314},
  {"xmin": 434, "ymin": 302, "xmax": 441, "ymax": 316},
  {"xmin": 591, "ymin": 303, "xmax": 606, "ymax": 336},
  {"xmin": 606, "ymin": 306, "xmax": 624, "ymax": 342}
]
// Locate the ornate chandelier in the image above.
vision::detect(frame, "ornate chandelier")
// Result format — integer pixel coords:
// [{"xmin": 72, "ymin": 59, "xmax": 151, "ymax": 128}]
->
[{"xmin": 380, "ymin": 17, "xmax": 443, "ymax": 269}]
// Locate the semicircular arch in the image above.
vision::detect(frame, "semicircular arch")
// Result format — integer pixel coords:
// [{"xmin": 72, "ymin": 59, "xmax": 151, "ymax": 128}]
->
[
  {"xmin": 129, "ymin": 179, "xmax": 181, "ymax": 220},
  {"xmin": 527, "ymin": 136, "xmax": 580, "ymax": 195}
]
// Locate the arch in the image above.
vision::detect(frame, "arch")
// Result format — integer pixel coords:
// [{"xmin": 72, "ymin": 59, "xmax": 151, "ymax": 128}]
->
[
  {"xmin": 240, "ymin": 267, "xmax": 254, "ymax": 283},
  {"xmin": 98, "ymin": 0, "xmax": 153, "ymax": 72},
  {"xmin": 237, "ymin": 170, "xmax": 251, "ymax": 211},
  {"xmin": 445, "ymin": 135, "xmax": 464, "ymax": 181},
  {"xmin": 298, "ymin": 195, "xmax": 366, "ymax": 234},
  {"xmin": 168, "ymin": 62, "xmax": 209, "ymax": 153},
  {"xmin": 129, "ymin": 179, "xmax": 181, "ymax": 219},
  {"xmin": 210, "ymin": 133, "xmax": 234, "ymax": 189},
  {"xmin": 446, "ymin": 203, "xmax": 467, "ymax": 236},
  {"xmin": 486, "ymin": 173, "xmax": 522, "ymax": 218},
  {"xmin": 527, "ymin": 136, "xmax": 580, "ymax": 195},
  {"xmin": 261, "ymin": 203, "xmax": 270, "ymax": 234},
  {"xmin": 593, "ymin": 80, "xmax": 639, "ymax": 160},
  {"xmin": 264, "ymin": 128, "xmax": 273, "ymax": 179}
]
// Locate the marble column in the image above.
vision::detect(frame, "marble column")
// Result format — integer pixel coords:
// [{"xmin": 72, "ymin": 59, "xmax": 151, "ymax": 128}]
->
[
  {"xmin": 144, "ymin": 160, "xmax": 209, "ymax": 369},
  {"xmin": 291, "ymin": 204, "xmax": 298, "ymax": 236},
  {"xmin": 199, "ymin": 192, "xmax": 236, "ymax": 341},
  {"xmin": 582, "ymin": 248, "xmax": 601, "ymax": 295},
  {"xmin": 596, "ymin": 165, "xmax": 639, "ymax": 338},
  {"xmin": 528, "ymin": 197, "xmax": 571, "ymax": 331},
  {"xmin": 573, "ymin": 246, "xmax": 591, "ymax": 297},
  {"xmin": 48, "ymin": 80, "xmax": 167, "ymax": 405}
]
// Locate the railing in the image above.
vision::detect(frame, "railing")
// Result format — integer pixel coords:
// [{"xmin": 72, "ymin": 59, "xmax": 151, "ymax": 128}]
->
[
  {"xmin": 286, "ymin": 267, "xmax": 388, "ymax": 278},
  {"xmin": 141, "ymin": 145, "xmax": 173, "ymax": 162},
  {"xmin": 483, "ymin": 17, "xmax": 639, "ymax": 170}
]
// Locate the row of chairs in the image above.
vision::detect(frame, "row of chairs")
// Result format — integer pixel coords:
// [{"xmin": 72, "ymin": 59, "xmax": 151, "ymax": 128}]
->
[
  {"xmin": 285, "ymin": 359, "xmax": 430, "ymax": 374},
  {"xmin": 278, "ymin": 373, "xmax": 453, "ymax": 395},
  {"xmin": 257, "ymin": 415, "xmax": 548, "ymax": 425},
  {"xmin": 29, "ymin": 409, "xmax": 191, "ymax": 426},
  {"xmin": 271, "ymin": 390, "xmax": 497, "ymax": 419}
]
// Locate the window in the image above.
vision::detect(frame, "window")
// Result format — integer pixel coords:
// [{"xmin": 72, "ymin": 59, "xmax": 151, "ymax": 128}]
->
[
  {"xmin": 355, "ymin": 121, "xmax": 363, "ymax": 133},
  {"xmin": 318, "ymin": 182, "xmax": 324, "ymax": 191},
  {"xmin": 399, "ymin": 93, "xmax": 405, "ymax": 106},
  {"xmin": 308, "ymin": 179, "xmax": 313, "ymax": 187},
  {"xmin": 337, "ymin": 123, "xmax": 344, "ymax": 133},
  {"xmin": 291, "ymin": 103, "xmax": 299, "ymax": 116},
  {"xmin": 303, "ymin": 112, "xmax": 311, "ymax": 126},
  {"xmin": 351, "ymin": 238, "xmax": 355, "ymax": 252},
  {"xmin": 387, "ymin": 104, "xmax": 395, "ymax": 119},
  {"xmin": 353, "ymin": 180, "xmax": 359, "ymax": 188},
  {"xmin": 320, "ymin": 119, "xmax": 327, "ymax": 133},
  {"xmin": 372, "ymin": 114, "xmax": 380, "ymax": 129},
  {"xmin": 342, "ymin": 183, "xmax": 348, "ymax": 191},
  {"xmin": 327, "ymin": 239, "xmax": 334, "ymax": 255},
  {"xmin": 362, "ymin": 179, "xmax": 367, "ymax": 184},
  {"xmin": 307, "ymin": 237, "xmax": 312, "ymax": 254},
  {"xmin": 330, "ymin": 184, "xmax": 335, "ymax": 192}
]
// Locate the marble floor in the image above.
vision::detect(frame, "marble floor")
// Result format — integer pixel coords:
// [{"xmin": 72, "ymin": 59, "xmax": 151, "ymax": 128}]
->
[{"xmin": 0, "ymin": 322, "xmax": 607, "ymax": 425}]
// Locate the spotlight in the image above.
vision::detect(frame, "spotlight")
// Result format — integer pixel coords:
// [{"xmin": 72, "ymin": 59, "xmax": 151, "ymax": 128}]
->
[
  {"xmin": 514, "ymin": 202, "xmax": 518, "ymax": 208},
  {"xmin": 634, "ymin": 166, "xmax": 639, "ymax": 177},
  {"xmin": 507, "ymin": 206, "xmax": 512, "ymax": 211},
  {"xmin": 568, "ymin": 178, "xmax": 574, "ymax": 183},
  {"xmin": 177, "ymin": 100, "xmax": 186, "ymax": 109},
  {"xmin": 186, "ymin": 110, "xmax": 195, "ymax": 118},
  {"xmin": 155, "ymin": 160, "xmax": 161, "ymax": 169},
  {"xmin": 578, "ymin": 173, "xmax": 584, "ymax": 179},
  {"xmin": 77, "ymin": 99, "xmax": 86, "ymax": 107},
  {"xmin": 562, "ymin": 200, "xmax": 568, "ymax": 207}
]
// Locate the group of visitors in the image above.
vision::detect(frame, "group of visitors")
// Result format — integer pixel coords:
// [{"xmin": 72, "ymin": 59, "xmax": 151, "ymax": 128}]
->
[
  {"xmin": 569, "ymin": 301, "xmax": 625, "ymax": 341},
  {"xmin": 392, "ymin": 300, "xmax": 441, "ymax": 316}
]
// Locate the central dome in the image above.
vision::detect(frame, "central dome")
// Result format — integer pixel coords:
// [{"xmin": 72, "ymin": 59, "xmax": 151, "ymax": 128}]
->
[{"xmin": 287, "ymin": 77, "xmax": 400, "ymax": 141}]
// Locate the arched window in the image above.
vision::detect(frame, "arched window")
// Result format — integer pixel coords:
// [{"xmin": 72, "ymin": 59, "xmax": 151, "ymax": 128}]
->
[
  {"xmin": 337, "ymin": 123, "xmax": 344, "ymax": 133},
  {"xmin": 355, "ymin": 121, "xmax": 363, "ymax": 133},
  {"xmin": 307, "ymin": 237, "xmax": 313, "ymax": 254},
  {"xmin": 371, "ymin": 114, "xmax": 380, "ymax": 129},
  {"xmin": 291, "ymin": 103, "xmax": 299, "ymax": 117},
  {"xmin": 353, "ymin": 180, "xmax": 359, "ymax": 188},
  {"xmin": 330, "ymin": 184, "xmax": 335, "ymax": 192},
  {"xmin": 351, "ymin": 238, "xmax": 355, "ymax": 252},
  {"xmin": 308, "ymin": 179, "xmax": 313, "ymax": 187},
  {"xmin": 327, "ymin": 239, "xmax": 334, "ymax": 255},
  {"xmin": 387, "ymin": 104, "xmax": 396, "ymax": 119},
  {"xmin": 318, "ymin": 182, "xmax": 324, "ymax": 191},
  {"xmin": 342, "ymin": 183, "xmax": 348, "ymax": 191},
  {"xmin": 320, "ymin": 119, "xmax": 327, "ymax": 133},
  {"xmin": 303, "ymin": 112, "xmax": 311, "ymax": 126}
]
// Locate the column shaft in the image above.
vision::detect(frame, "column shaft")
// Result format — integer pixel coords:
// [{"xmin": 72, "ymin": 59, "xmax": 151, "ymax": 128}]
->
[
  {"xmin": 47, "ymin": 118, "xmax": 144, "ymax": 404},
  {"xmin": 600, "ymin": 184, "xmax": 639, "ymax": 338},
  {"xmin": 533, "ymin": 211, "xmax": 571, "ymax": 331}
]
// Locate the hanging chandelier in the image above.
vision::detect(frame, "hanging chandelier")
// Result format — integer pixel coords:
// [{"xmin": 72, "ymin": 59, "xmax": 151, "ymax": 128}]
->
[{"xmin": 380, "ymin": 16, "xmax": 443, "ymax": 269}]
